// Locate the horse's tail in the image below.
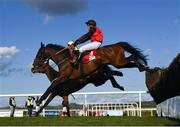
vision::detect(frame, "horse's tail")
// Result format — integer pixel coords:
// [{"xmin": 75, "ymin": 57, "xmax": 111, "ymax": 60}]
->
[{"xmin": 117, "ymin": 42, "xmax": 148, "ymax": 65}]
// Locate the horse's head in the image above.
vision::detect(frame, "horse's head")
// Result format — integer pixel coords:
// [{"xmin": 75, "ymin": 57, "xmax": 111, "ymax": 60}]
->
[
  {"xmin": 32, "ymin": 62, "xmax": 50, "ymax": 73},
  {"xmin": 31, "ymin": 42, "xmax": 49, "ymax": 73}
]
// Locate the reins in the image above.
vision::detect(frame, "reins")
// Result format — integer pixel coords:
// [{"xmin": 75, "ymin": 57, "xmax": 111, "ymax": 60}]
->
[
  {"xmin": 55, "ymin": 47, "xmax": 68, "ymax": 55},
  {"xmin": 46, "ymin": 47, "xmax": 70, "ymax": 69},
  {"xmin": 43, "ymin": 47, "xmax": 68, "ymax": 62}
]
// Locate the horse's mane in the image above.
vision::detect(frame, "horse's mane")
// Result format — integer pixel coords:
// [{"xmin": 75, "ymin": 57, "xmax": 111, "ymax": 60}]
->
[
  {"xmin": 46, "ymin": 44, "xmax": 65, "ymax": 51},
  {"xmin": 159, "ymin": 53, "xmax": 180, "ymax": 80},
  {"xmin": 46, "ymin": 43, "xmax": 70, "ymax": 57},
  {"xmin": 168, "ymin": 53, "xmax": 180, "ymax": 72}
]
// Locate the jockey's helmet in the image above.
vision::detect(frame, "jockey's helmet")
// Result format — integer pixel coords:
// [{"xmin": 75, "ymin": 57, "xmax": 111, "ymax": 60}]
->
[{"xmin": 85, "ymin": 19, "xmax": 96, "ymax": 26}]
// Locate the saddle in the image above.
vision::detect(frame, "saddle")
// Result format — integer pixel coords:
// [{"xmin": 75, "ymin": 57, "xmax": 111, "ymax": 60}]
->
[
  {"xmin": 70, "ymin": 48, "xmax": 99, "ymax": 64},
  {"xmin": 68, "ymin": 42, "xmax": 100, "ymax": 66}
]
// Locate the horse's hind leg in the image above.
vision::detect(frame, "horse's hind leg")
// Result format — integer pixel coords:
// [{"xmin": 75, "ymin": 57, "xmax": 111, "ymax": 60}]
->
[
  {"xmin": 111, "ymin": 70, "xmax": 123, "ymax": 77},
  {"xmin": 102, "ymin": 66, "xmax": 123, "ymax": 77},
  {"xmin": 110, "ymin": 76, "xmax": 124, "ymax": 91},
  {"xmin": 103, "ymin": 66, "xmax": 124, "ymax": 90},
  {"xmin": 110, "ymin": 70, "xmax": 125, "ymax": 90}
]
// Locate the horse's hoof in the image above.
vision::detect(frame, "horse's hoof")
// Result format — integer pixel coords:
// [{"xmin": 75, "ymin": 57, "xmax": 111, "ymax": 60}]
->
[
  {"xmin": 119, "ymin": 72, "xmax": 123, "ymax": 76},
  {"xmin": 36, "ymin": 101, "xmax": 40, "ymax": 106},
  {"xmin": 35, "ymin": 112, "xmax": 39, "ymax": 117},
  {"xmin": 138, "ymin": 64, "xmax": 150, "ymax": 72},
  {"xmin": 120, "ymin": 86, "xmax": 124, "ymax": 91},
  {"xmin": 138, "ymin": 67, "xmax": 145, "ymax": 72}
]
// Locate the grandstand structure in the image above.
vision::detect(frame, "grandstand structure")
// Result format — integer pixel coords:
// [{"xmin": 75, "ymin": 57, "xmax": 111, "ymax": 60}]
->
[{"xmin": 0, "ymin": 91, "xmax": 156, "ymax": 117}]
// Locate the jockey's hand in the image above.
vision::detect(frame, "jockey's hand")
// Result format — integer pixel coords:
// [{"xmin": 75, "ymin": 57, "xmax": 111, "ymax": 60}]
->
[{"xmin": 67, "ymin": 41, "xmax": 75, "ymax": 46}]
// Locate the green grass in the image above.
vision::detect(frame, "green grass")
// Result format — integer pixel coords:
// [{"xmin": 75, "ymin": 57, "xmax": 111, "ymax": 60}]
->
[{"xmin": 0, "ymin": 116, "xmax": 179, "ymax": 126}]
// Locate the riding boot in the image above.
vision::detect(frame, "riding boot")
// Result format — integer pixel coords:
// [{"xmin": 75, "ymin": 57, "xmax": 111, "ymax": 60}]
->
[
  {"xmin": 73, "ymin": 52, "xmax": 82, "ymax": 68},
  {"xmin": 69, "ymin": 50, "xmax": 79, "ymax": 66}
]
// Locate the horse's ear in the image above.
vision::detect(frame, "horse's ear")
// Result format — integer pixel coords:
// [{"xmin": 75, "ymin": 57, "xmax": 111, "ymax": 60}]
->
[{"xmin": 41, "ymin": 42, "xmax": 44, "ymax": 47}]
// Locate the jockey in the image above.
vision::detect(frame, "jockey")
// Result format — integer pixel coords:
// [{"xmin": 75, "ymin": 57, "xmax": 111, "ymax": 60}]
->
[{"xmin": 69, "ymin": 19, "xmax": 103, "ymax": 67}]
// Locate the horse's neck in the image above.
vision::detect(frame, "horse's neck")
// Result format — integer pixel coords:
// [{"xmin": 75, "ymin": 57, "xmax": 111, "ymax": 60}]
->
[
  {"xmin": 45, "ymin": 65, "xmax": 59, "ymax": 82},
  {"xmin": 47, "ymin": 49, "xmax": 66, "ymax": 64}
]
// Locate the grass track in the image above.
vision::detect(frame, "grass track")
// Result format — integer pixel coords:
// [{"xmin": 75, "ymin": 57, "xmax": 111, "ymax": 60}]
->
[{"xmin": 0, "ymin": 116, "xmax": 179, "ymax": 126}]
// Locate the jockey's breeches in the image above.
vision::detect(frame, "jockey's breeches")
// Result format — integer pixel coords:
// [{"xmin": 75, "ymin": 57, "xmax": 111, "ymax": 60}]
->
[{"xmin": 79, "ymin": 41, "xmax": 101, "ymax": 53}]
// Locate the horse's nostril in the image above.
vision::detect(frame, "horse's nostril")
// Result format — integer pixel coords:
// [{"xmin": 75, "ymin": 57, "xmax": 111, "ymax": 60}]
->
[{"xmin": 31, "ymin": 68, "xmax": 34, "ymax": 73}]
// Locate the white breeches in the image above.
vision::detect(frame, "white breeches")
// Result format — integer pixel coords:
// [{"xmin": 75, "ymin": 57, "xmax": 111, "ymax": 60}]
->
[{"xmin": 79, "ymin": 42, "xmax": 102, "ymax": 53}]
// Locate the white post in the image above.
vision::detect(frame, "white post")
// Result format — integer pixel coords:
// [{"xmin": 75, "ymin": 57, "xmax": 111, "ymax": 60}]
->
[
  {"xmin": 139, "ymin": 93, "xmax": 142, "ymax": 117},
  {"xmin": 95, "ymin": 105, "xmax": 97, "ymax": 116},
  {"xmin": 87, "ymin": 104, "xmax": 89, "ymax": 116},
  {"xmin": 42, "ymin": 100, "xmax": 45, "ymax": 117},
  {"xmin": 91, "ymin": 104, "xmax": 93, "ymax": 116},
  {"xmin": 84, "ymin": 94, "xmax": 87, "ymax": 116}
]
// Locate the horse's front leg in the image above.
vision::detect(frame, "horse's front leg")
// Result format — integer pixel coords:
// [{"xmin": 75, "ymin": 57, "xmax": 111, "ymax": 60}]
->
[
  {"xmin": 37, "ymin": 78, "xmax": 63, "ymax": 105},
  {"xmin": 37, "ymin": 88, "xmax": 51, "ymax": 105},
  {"xmin": 36, "ymin": 92, "xmax": 56, "ymax": 116},
  {"xmin": 37, "ymin": 85, "xmax": 57, "ymax": 105}
]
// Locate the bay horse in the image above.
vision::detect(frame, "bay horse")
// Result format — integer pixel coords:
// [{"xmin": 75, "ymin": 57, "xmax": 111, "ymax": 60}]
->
[
  {"xmin": 32, "ymin": 42, "xmax": 148, "ymax": 105},
  {"xmin": 32, "ymin": 60, "xmax": 124, "ymax": 116}
]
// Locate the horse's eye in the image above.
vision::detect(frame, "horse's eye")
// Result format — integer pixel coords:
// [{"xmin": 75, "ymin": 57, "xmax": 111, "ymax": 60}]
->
[{"xmin": 34, "ymin": 65, "xmax": 39, "ymax": 68}]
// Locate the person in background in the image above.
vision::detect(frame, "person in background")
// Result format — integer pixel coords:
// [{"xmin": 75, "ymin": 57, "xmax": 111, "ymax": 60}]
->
[
  {"xmin": 25, "ymin": 96, "xmax": 35, "ymax": 117},
  {"xmin": 35, "ymin": 96, "xmax": 40, "ymax": 113},
  {"xmin": 62, "ymin": 100, "xmax": 67, "ymax": 117},
  {"xmin": 9, "ymin": 97, "xmax": 16, "ymax": 117}
]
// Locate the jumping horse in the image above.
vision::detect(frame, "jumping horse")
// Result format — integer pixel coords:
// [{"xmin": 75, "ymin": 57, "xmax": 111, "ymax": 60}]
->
[{"xmin": 32, "ymin": 41, "xmax": 148, "ymax": 109}]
